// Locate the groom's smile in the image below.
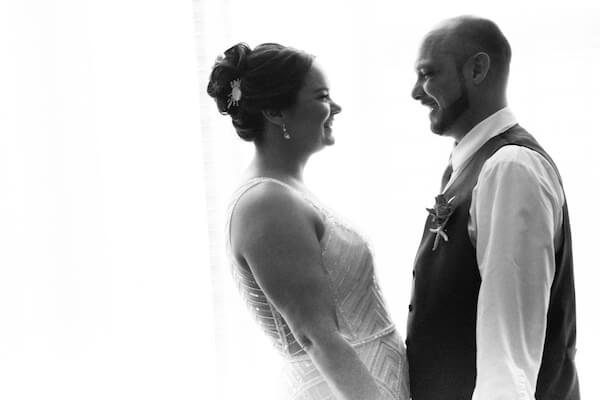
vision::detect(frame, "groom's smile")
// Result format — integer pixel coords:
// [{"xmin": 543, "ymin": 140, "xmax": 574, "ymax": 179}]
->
[
  {"xmin": 421, "ymin": 99, "xmax": 438, "ymax": 111},
  {"xmin": 421, "ymin": 98, "xmax": 440, "ymax": 123}
]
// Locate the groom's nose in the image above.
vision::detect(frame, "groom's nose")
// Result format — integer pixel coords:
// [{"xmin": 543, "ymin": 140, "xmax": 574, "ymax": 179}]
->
[{"xmin": 411, "ymin": 80, "xmax": 424, "ymax": 100}]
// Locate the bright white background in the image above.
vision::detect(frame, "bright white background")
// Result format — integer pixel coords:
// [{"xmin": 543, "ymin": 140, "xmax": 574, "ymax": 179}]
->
[{"xmin": 1, "ymin": 0, "xmax": 598, "ymax": 399}]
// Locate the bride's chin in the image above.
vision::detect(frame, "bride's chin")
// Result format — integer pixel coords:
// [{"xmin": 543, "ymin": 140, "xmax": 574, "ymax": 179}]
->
[
  {"xmin": 322, "ymin": 129, "xmax": 335, "ymax": 145},
  {"xmin": 322, "ymin": 136, "xmax": 335, "ymax": 146}
]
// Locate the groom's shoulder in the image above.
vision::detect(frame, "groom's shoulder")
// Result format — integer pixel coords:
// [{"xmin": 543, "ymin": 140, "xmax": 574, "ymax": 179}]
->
[{"xmin": 484, "ymin": 145, "xmax": 561, "ymax": 188}]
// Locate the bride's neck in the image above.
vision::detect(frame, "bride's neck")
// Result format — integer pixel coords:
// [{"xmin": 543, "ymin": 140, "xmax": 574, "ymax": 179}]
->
[{"xmin": 251, "ymin": 144, "xmax": 307, "ymax": 184}]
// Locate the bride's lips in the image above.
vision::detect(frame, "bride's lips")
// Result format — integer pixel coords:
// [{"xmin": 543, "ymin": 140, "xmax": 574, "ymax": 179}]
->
[{"xmin": 324, "ymin": 118, "xmax": 334, "ymax": 129}]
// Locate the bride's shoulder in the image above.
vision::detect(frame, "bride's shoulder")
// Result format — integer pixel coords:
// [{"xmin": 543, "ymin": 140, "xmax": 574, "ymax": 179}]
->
[
  {"xmin": 232, "ymin": 179, "xmax": 318, "ymax": 231},
  {"xmin": 230, "ymin": 178, "xmax": 324, "ymax": 257}
]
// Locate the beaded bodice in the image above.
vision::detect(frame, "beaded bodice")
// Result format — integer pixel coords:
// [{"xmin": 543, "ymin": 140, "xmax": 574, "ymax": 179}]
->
[
  {"xmin": 225, "ymin": 177, "xmax": 396, "ymax": 359},
  {"xmin": 225, "ymin": 177, "xmax": 409, "ymax": 399}
]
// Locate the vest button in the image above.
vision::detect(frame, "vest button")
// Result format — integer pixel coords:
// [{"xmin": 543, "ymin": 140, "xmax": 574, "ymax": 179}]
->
[
  {"xmin": 412, "ymin": 270, "xmax": 415, "ymax": 278},
  {"xmin": 408, "ymin": 304, "xmax": 413, "ymax": 312}
]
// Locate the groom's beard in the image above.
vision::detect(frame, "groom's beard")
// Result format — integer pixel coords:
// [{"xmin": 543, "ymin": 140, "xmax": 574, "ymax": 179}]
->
[{"xmin": 432, "ymin": 84, "xmax": 470, "ymax": 135}]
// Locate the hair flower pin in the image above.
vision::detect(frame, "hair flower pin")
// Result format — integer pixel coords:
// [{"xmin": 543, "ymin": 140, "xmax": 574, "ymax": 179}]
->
[
  {"xmin": 426, "ymin": 194, "xmax": 456, "ymax": 251},
  {"xmin": 227, "ymin": 78, "xmax": 242, "ymax": 108}
]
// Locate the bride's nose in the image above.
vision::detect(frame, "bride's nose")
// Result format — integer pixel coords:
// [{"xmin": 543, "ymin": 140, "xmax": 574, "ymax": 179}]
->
[{"xmin": 331, "ymin": 100, "xmax": 342, "ymax": 115}]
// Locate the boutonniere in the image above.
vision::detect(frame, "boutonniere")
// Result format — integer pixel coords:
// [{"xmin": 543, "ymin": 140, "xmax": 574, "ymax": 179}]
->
[{"xmin": 426, "ymin": 194, "xmax": 456, "ymax": 251}]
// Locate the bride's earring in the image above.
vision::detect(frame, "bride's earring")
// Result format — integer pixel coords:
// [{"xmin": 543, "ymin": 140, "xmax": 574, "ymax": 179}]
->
[{"xmin": 282, "ymin": 123, "xmax": 291, "ymax": 140}]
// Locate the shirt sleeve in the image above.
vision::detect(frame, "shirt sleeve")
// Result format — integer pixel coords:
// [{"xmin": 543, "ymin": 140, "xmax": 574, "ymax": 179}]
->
[{"xmin": 468, "ymin": 145, "xmax": 564, "ymax": 400}]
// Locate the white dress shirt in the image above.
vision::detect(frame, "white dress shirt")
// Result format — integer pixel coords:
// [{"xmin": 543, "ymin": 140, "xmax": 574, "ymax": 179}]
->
[{"xmin": 443, "ymin": 108, "xmax": 565, "ymax": 400}]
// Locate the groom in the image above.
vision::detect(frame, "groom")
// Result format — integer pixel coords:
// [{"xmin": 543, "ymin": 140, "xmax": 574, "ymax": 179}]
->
[{"xmin": 406, "ymin": 16, "xmax": 579, "ymax": 400}]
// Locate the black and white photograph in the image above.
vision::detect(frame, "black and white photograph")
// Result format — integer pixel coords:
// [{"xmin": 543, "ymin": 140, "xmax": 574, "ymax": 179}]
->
[{"xmin": 1, "ymin": 0, "xmax": 598, "ymax": 399}]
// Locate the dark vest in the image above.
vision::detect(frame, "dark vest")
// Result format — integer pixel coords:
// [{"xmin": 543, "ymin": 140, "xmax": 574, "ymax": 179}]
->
[{"xmin": 406, "ymin": 125, "xmax": 579, "ymax": 400}]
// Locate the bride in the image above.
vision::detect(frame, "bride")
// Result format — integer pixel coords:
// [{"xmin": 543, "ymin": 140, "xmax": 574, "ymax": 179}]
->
[{"xmin": 207, "ymin": 42, "xmax": 409, "ymax": 400}]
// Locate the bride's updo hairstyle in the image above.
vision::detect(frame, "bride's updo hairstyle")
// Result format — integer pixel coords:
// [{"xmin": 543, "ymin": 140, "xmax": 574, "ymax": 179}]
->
[{"xmin": 207, "ymin": 43, "xmax": 314, "ymax": 142}]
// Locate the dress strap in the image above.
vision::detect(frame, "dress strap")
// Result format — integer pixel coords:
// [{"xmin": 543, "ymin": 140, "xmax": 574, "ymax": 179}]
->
[{"xmin": 225, "ymin": 177, "xmax": 309, "ymax": 249}]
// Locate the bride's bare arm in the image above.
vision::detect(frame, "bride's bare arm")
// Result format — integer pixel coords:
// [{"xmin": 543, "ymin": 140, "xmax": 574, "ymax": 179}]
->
[{"xmin": 230, "ymin": 182, "xmax": 383, "ymax": 400}]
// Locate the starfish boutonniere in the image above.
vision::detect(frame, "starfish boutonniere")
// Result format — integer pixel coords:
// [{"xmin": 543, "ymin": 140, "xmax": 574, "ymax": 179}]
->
[{"xmin": 426, "ymin": 194, "xmax": 456, "ymax": 251}]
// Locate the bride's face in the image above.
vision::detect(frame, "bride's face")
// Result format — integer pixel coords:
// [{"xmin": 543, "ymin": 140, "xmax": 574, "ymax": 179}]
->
[{"xmin": 283, "ymin": 63, "xmax": 342, "ymax": 152}]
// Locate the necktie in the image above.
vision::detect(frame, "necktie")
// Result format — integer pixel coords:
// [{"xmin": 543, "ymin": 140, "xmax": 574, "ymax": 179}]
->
[{"xmin": 440, "ymin": 162, "xmax": 453, "ymax": 192}]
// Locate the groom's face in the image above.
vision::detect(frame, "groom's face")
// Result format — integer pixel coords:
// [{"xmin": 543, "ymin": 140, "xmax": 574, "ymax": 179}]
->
[{"xmin": 411, "ymin": 35, "xmax": 470, "ymax": 136}]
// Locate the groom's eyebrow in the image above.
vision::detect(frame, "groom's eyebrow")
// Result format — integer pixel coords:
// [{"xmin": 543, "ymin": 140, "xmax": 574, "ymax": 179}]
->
[
  {"xmin": 313, "ymin": 87, "xmax": 329, "ymax": 93},
  {"xmin": 415, "ymin": 60, "xmax": 431, "ymax": 71}
]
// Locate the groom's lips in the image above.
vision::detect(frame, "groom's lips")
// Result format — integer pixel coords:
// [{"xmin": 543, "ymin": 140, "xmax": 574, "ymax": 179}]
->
[{"xmin": 421, "ymin": 99, "xmax": 438, "ymax": 110}]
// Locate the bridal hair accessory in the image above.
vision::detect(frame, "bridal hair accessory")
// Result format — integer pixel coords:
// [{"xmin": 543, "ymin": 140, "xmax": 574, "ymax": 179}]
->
[
  {"xmin": 426, "ymin": 194, "xmax": 455, "ymax": 251},
  {"xmin": 227, "ymin": 78, "xmax": 242, "ymax": 109},
  {"xmin": 282, "ymin": 123, "xmax": 291, "ymax": 140}
]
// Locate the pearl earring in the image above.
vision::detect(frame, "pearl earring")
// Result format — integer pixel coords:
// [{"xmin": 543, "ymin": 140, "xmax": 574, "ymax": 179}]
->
[{"xmin": 282, "ymin": 123, "xmax": 291, "ymax": 140}]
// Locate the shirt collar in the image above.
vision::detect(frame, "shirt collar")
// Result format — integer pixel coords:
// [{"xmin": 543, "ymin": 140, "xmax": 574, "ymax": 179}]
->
[{"xmin": 450, "ymin": 107, "xmax": 518, "ymax": 173}]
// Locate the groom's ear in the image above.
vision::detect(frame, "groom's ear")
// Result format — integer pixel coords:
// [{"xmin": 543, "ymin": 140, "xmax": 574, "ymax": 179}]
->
[{"xmin": 465, "ymin": 52, "xmax": 490, "ymax": 85}]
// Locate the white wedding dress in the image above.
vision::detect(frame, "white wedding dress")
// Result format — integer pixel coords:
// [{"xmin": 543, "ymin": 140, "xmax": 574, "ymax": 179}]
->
[{"xmin": 226, "ymin": 177, "xmax": 410, "ymax": 400}]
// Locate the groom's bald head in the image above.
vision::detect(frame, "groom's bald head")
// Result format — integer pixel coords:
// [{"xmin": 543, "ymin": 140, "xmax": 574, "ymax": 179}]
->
[
  {"xmin": 425, "ymin": 16, "xmax": 512, "ymax": 86},
  {"xmin": 412, "ymin": 16, "xmax": 512, "ymax": 139}
]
